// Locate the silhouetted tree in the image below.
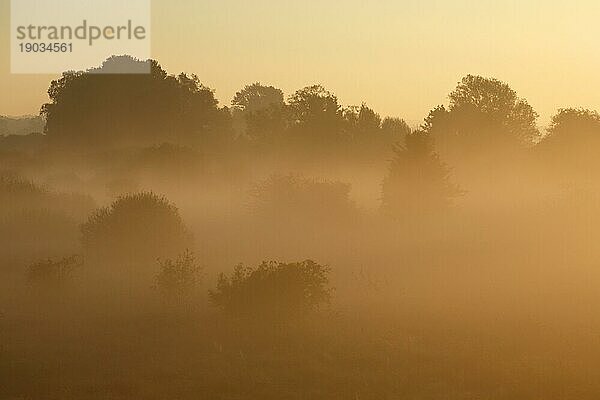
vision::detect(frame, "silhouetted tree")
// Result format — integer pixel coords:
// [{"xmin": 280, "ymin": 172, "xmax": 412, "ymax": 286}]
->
[
  {"xmin": 155, "ymin": 249, "xmax": 202, "ymax": 303},
  {"xmin": 232, "ymin": 82, "xmax": 284, "ymax": 114},
  {"xmin": 231, "ymin": 83, "xmax": 286, "ymax": 140},
  {"xmin": 424, "ymin": 75, "xmax": 540, "ymax": 154},
  {"xmin": 356, "ymin": 104, "xmax": 382, "ymax": 135},
  {"xmin": 41, "ymin": 55, "xmax": 231, "ymax": 148},
  {"xmin": 209, "ymin": 260, "xmax": 331, "ymax": 319},
  {"xmin": 537, "ymin": 108, "xmax": 600, "ymax": 165},
  {"xmin": 544, "ymin": 108, "xmax": 600, "ymax": 143},
  {"xmin": 381, "ymin": 131, "xmax": 462, "ymax": 217},
  {"xmin": 342, "ymin": 103, "xmax": 383, "ymax": 139},
  {"xmin": 287, "ymin": 85, "xmax": 343, "ymax": 143},
  {"xmin": 381, "ymin": 117, "xmax": 411, "ymax": 142}
]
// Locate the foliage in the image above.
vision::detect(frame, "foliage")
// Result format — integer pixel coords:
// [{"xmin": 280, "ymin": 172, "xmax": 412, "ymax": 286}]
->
[
  {"xmin": 155, "ymin": 249, "xmax": 202, "ymax": 302},
  {"xmin": 545, "ymin": 108, "xmax": 600, "ymax": 141},
  {"xmin": 26, "ymin": 255, "xmax": 83, "ymax": 291},
  {"xmin": 381, "ymin": 117, "xmax": 411, "ymax": 140},
  {"xmin": 209, "ymin": 260, "xmax": 331, "ymax": 318},
  {"xmin": 425, "ymin": 75, "xmax": 540, "ymax": 148},
  {"xmin": 81, "ymin": 192, "xmax": 190, "ymax": 263},
  {"xmin": 381, "ymin": 131, "xmax": 463, "ymax": 217},
  {"xmin": 232, "ymin": 82, "xmax": 284, "ymax": 114},
  {"xmin": 232, "ymin": 83, "xmax": 286, "ymax": 140},
  {"xmin": 250, "ymin": 174, "xmax": 356, "ymax": 223},
  {"xmin": 537, "ymin": 108, "xmax": 600, "ymax": 165},
  {"xmin": 41, "ymin": 56, "xmax": 231, "ymax": 148},
  {"xmin": 287, "ymin": 85, "xmax": 343, "ymax": 141},
  {"xmin": 0, "ymin": 173, "xmax": 93, "ymax": 219}
]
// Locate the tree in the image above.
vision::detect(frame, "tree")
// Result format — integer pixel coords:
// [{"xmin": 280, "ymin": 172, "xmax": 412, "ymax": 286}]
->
[
  {"xmin": 41, "ymin": 55, "xmax": 230, "ymax": 148},
  {"xmin": 544, "ymin": 108, "xmax": 600, "ymax": 142},
  {"xmin": 537, "ymin": 108, "xmax": 600, "ymax": 164},
  {"xmin": 155, "ymin": 249, "xmax": 202, "ymax": 304},
  {"xmin": 287, "ymin": 85, "xmax": 343, "ymax": 142},
  {"xmin": 381, "ymin": 131, "xmax": 462, "ymax": 217},
  {"xmin": 232, "ymin": 82, "xmax": 284, "ymax": 114},
  {"xmin": 231, "ymin": 83, "xmax": 285, "ymax": 140},
  {"xmin": 425, "ymin": 75, "xmax": 540, "ymax": 150},
  {"xmin": 381, "ymin": 117, "xmax": 411, "ymax": 141},
  {"xmin": 209, "ymin": 260, "xmax": 331, "ymax": 319},
  {"xmin": 81, "ymin": 192, "xmax": 191, "ymax": 265},
  {"xmin": 356, "ymin": 104, "xmax": 382, "ymax": 136}
]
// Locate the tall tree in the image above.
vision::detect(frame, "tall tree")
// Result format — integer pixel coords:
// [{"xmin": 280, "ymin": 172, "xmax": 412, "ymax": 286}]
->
[
  {"xmin": 381, "ymin": 117, "xmax": 411, "ymax": 142},
  {"xmin": 381, "ymin": 131, "xmax": 462, "ymax": 217},
  {"xmin": 537, "ymin": 108, "xmax": 600, "ymax": 163},
  {"xmin": 424, "ymin": 75, "xmax": 540, "ymax": 151},
  {"xmin": 287, "ymin": 85, "xmax": 343, "ymax": 143},
  {"xmin": 231, "ymin": 83, "xmax": 285, "ymax": 140},
  {"xmin": 41, "ymin": 55, "xmax": 230, "ymax": 148}
]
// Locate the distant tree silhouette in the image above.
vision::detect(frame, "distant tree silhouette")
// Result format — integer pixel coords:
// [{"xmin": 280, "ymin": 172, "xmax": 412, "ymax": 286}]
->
[
  {"xmin": 544, "ymin": 108, "xmax": 600, "ymax": 143},
  {"xmin": 209, "ymin": 260, "xmax": 331, "ymax": 319},
  {"xmin": 342, "ymin": 107, "xmax": 411, "ymax": 153},
  {"xmin": 424, "ymin": 75, "xmax": 540, "ymax": 155},
  {"xmin": 155, "ymin": 249, "xmax": 202, "ymax": 304},
  {"xmin": 231, "ymin": 83, "xmax": 286, "ymax": 140},
  {"xmin": 41, "ymin": 55, "xmax": 231, "ymax": 148},
  {"xmin": 537, "ymin": 108, "xmax": 600, "ymax": 164},
  {"xmin": 381, "ymin": 131, "xmax": 462, "ymax": 217},
  {"xmin": 232, "ymin": 83, "xmax": 284, "ymax": 114},
  {"xmin": 342, "ymin": 103, "xmax": 383, "ymax": 139},
  {"xmin": 287, "ymin": 85, "xmax": 343, "ymax": 143},
  {"xmin": 81, "ymin": 192, "xmax": 190, "ymax": 265},
  {"xmin": 356, "ymin": 104, "xmax": 382, "ymax": 136},
  {"xmin": 381, "ymin": 117, "xmax": 411, "ymax": 142}
]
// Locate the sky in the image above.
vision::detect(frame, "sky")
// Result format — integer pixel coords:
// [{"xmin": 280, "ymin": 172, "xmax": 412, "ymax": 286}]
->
[{"xmin": 1, "ymin": 0, "xmax": 600, "ymax": 126}]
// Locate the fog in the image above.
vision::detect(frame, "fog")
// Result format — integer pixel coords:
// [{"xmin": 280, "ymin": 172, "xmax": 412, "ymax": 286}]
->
[{"xmin": 2, "ymin": 62, "xmax": 600, "ymax": 399}]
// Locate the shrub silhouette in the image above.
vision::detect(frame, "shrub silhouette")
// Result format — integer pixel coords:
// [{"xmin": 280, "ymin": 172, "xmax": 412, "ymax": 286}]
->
[
  {"xmin": 249, "ymin": 174, "xmax": 356, "ymax": 225},
  {"xmin": 209, "ymin": 260, "xmax": 331, "ymax": 319},
  {"xmin": 0, "ymin": 173, "xmax": 94, "ymax": 262},
  {"xmin": 81, "ymin": 192, "xmax": 190, "ymax": 265},
  {"xmin": 0, "ymin": 172, "xmax": 94, "ymax": 220},
  {"xmin": 155, "ymin": 249, "xmax": 202, "ymax": 303},
  {"xmin": 26, "ymin": 255, "xmax": 83, "ymax": 292}
]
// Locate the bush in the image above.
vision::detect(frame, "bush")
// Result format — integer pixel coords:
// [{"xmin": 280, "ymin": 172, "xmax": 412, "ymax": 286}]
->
[
  {"xmin": 0, "ymin": 172, "xmax": 94, "ymax": 220},
  {"xmin": 26, "ymin": 255, "xmax": 83, "ymax": 292},
  {"xmin": 250, "ymin": 174, "xmax": 356, "ymax": 224},
  {"xmin": 0, "ymin": 173, "xmax": 94, "ymax": 262},
  {"xmin": 81, "ymin": 192, "xmax": 191, "ymax": 264},
  {"xmin": 155, "ymin": 250, "xmax": 202, "ymax": 303},
  {"xmin": 209, "ymin": 260, "xmax": 331, "ymax": 319}
]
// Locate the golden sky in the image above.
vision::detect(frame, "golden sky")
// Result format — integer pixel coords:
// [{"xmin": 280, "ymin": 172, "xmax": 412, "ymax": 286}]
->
[{"xmin": 1, "ymin": 0, "xmax": 600, "ymax": 125}]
